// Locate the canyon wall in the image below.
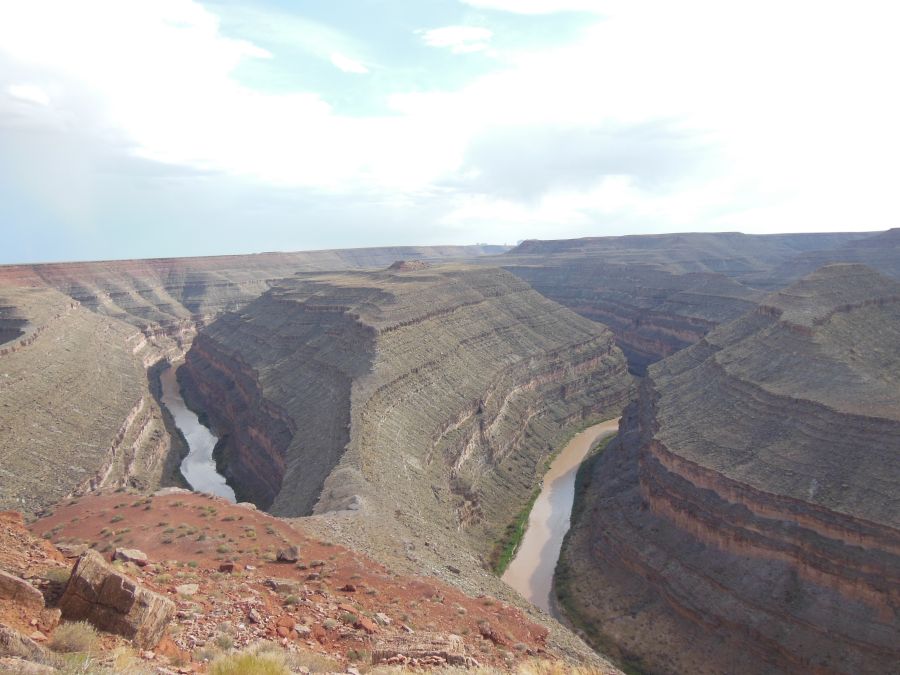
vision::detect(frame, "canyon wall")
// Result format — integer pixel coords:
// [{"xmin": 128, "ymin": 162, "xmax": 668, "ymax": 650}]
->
[
  {"xmin": 181, "ymin": 264, "xmax": 633, "ymax": 563},
  {"xmin": 0, "ymin": 245, "xmax": 504, "ymax": 516},
  {"xmin": 0, "ymin": 286, "xmax": 184, "ymax": 516},
  {"xmin": 498, "ymin": 231, "xmax": 880, "ymax": 374},
  {"xmin": 0, "ymin": 244, "xmax": 507, "ymax": 356},
  {"xmin": 559, "ymin": 264, "xmax": 900, "ymax": 674}
]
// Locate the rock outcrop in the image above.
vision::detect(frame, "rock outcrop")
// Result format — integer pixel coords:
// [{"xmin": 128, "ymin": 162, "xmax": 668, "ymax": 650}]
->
[
  {"xmin": 181, "ymin": 264, "xmax": 632, "ymax": 562},
  {"xmin": 60, "ymin": 550, "xmax": 175, "ymax": 648},
  {"xmin": 559, "ymin": 264, "xmax": 900, "ymax": 674}
]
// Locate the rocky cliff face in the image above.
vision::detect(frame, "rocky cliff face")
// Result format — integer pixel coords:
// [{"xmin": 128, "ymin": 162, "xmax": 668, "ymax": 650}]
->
[
  {"xmin": 181, "ymin": 264, "xmax": 633, "ymax": 562},
  {"xmin": 0, "ymin": 287, "xmax": 184, "ymax": 516},
  {"xmin": 499, "ymin": 231, "xmax": 880, "ymax": 374},
  {"xmin": 506, "ymin": 263, "xmax": 761, "ymax": 375},
  {"xmin": 559, "ymin": 264, "xmax": 900, "ymax": 674}
]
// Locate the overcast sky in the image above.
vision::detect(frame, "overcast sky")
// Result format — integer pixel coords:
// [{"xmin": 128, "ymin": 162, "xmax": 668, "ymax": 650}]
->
[{"xmin": 1, "ymin": 0, "xmax": 898, "ymax": 263}]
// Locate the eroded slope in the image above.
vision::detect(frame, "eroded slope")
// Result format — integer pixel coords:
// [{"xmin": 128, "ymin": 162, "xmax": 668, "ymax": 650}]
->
[
  {"xmin": 560, "ymin": 264, "xmax": 900, "ymax": 674},
  {"xmin": 181, "ymin": 264, "xmax": 633, "ymax": 558},
  {"xmin": 0, "ymin": 287, "xmax": 183, "ymax": 516}
]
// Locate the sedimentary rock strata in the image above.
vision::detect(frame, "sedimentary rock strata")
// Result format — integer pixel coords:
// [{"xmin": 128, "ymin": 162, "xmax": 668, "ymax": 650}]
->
[
  {"xmin": 756, "ymin": 227, "xmax": 900, "ymax": 290},
  {"xmin": 0, "ymin": 245, "xmax": 503, "ymax": 516},
  {"xmin": 498, "ymin": 231, "xmax": 879, "ymax": 373},
  {"xmin": 506, "ymin": 262, "xmax": 761, "ymax": 374},
  {"xmin": 560, "ymin": 264, "xmax": 900, "ymax": 674},
  {"xmin": 181, "ymin": 264, "xmax": 633, "ymax": 561},
  {"xmin": 0, "ymin": 287, "xmax": 182, "ymax": 516},
  {"xmin": 0, "ymin": 245, "xmax": 506, "ymax": 354}
]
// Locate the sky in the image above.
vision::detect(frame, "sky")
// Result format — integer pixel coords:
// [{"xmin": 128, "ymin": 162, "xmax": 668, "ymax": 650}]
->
[{"xmin": 1, "ymin": 0, "xmax": 898, "ymax": 263}]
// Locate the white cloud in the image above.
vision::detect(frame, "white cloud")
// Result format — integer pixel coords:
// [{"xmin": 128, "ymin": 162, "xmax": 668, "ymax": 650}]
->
[
  {"xmin": 420, "ymin": 26, "xmax": 493, "ymax": 54},
  {"xmin": 329, "ymin": 52, "xmax": 369, "ymax": 74},
  {"xmin": 7, "ymin": 84, "xmax": 50, "ymax": 106},
  {"xmin": 459, "ymin": 0, "xmax": 605, "ymax": 14},
  {"xmin": 0, "ymin": 0, "xmax": 898, "ymax": 243}
]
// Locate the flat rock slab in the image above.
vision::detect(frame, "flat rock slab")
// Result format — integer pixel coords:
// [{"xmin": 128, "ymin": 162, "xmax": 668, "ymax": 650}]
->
[
  {"xmin": 59, "ymin": 550, "xmax": 174, "ymax": 648},
  {"xmin": 0, "ymin": 571, "xmax": 44, "ymax": 613},
  {"xmin": 113, "ymin": 549, "xmax": 148, "ymax": 567}
]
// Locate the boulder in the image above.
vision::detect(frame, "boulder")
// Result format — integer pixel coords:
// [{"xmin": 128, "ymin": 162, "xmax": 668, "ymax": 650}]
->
[
  {"xmin": 372, "ymin": 632, "xmax": 467, "ymax": 666},
  {"xmin": 55, "ymin": 543, "xmax": 87, "ymax": 559},
  {"xmin": 0, "ymin": 571, "xmax": 44, "ymax": 614},
  {"xmin": 113, "ymin": 549, "xmax": 148, "ymax": 567},
  {"xmin": 355, "ymin": 616, "xmax": 377, "ymax": 634},
  {"xmin": 275, "ymin": 546, "xmax": 299, "ymax": 563},
  {"xmin": 264, "ymin": 578, "xmax": 299, "ymax": 594},
  {"xmin": 59, "ymin": 550, "xmax": 175, "ymax": 648},
  {"xmin": 0, "ymin": 624, "xmax": 49, "ymax": 662}
]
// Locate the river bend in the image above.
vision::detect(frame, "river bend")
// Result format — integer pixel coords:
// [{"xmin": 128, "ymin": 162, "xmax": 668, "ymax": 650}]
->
[
  {"xmin": 502, "ymin": 418, "xmax": 620, "ymax": 614},
  {"xmin": 159, "ymin": 364, "xmax": 236, "ymax": 502}
]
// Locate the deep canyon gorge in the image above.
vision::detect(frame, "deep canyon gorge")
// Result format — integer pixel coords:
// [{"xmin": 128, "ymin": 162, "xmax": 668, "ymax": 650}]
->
[{"xmin": 1, "ymin": 231, "xmax": 898, "ymax": 674}]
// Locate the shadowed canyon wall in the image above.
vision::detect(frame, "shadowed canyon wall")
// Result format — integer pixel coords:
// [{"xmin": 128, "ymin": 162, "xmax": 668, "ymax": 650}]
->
[
  {"xmin": 559, "ymin": 264, "xmax": 900, "ymax": 674},
  {"xmin": 180, "ymin": 264, "xmax": 634, "ymax": 562},
  {"xmin": 498, "ymin": 231, "xmax": 886, "ymax": 374}
]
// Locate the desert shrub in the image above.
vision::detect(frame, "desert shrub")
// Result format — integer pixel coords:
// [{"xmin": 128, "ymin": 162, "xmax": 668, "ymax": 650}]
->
[
  {"xmin": 214, "ymin": 633, "xmax": 234, "ymax": 650},
  {"xmin": 44, "ymin": 566, "xmax": 72, "ymax": 584},
  {"xmin": 284, "ymin": 649, "xmax": 341, "ymax": 673},
  {"xmin": 49, "ymin": 621, "xmax": 99, "ymax": 653},
  {"xmin": 209, "ymin": 651, "xmax": 288, "ymax": 675}
]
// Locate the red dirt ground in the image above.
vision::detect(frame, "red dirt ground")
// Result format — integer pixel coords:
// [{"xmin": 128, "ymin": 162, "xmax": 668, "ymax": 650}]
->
[{"xmin": 21, "ymin": 490, "xmax": 550, "ymax": 670}]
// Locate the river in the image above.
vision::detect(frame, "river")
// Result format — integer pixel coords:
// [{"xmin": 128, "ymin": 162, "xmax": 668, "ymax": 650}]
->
[
  {"xmin": 502, "ymin": 418, "xmax": 620, "ymax": 615},
  {"xmin": 159, "ymin": 364, "xmax": 236, "ymax": 502}
]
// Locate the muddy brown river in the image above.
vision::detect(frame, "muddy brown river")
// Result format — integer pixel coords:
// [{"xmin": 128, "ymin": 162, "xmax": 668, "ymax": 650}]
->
[
  {"xmin": 502, "ymin": 418, "xmax": 620, "ymax": 615},
  {"xmin": 159, "ymin": 364, "xmax": 235, "ymax": 502}
]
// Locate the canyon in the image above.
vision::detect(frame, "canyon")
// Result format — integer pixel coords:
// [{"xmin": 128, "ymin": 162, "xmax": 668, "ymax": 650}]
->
[
  {"xmin": 1, "ymin": 233, "xmax": 899, "ymax": 673},
  {"xmin": 178, "ymin": 264, "xmax": 633, "ymax": 574},
  {"xmin": 559, "ymin": 263, "xmax": 900, "ymax": 674},
  {"xmin": 0, "ymin": 245, "xmax": 503, "ymax": 517},
  {"xmin": 496, "ymin": 230, "xmax": 898, "ymax": 374}
]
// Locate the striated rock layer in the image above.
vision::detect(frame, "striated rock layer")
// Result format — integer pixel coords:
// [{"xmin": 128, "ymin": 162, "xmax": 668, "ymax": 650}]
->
[
  {"xmin": 0, "ymin": 245, "xmax": 507, "ymax": 354},
  {"xmin": 560, "ymin": 264, "xmax": 900, "ymax": 675},
  {"xmin": 498, "ymin": 231, "xmax": 881, "ymax": 374},
  {"xmin": 181, "ymin": 264, "xmax": 633, "ymax": 560},
  {"xmin": 0, "ymin": 245, "xmax": 503, "ymax": 517},
  {"xmin": 0, "ymin": 287, "xmax": 183, "ymax": 516}
]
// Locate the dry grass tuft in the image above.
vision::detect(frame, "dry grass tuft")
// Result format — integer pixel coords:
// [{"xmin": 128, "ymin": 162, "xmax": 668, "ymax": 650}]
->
[
  {"xmin": 49, "ymin": 621, "xmax": 99, "ymax": 653},
  {"xmin": 209, "ymin": 650, "xmax": 289, "ymax": 675}
]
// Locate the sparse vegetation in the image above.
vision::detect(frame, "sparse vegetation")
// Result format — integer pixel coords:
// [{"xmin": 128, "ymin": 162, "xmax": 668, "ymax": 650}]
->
[
  {"xmin": 49, "ymin": 621, "xmax": 99, "ymax": 653},
  {"xmin": 44, "ymin": 566, "xmax": 72, "ymax": 584},
  {"xmin": 209, "ymin": 651, "xmax": 288, "ymax": 675}
]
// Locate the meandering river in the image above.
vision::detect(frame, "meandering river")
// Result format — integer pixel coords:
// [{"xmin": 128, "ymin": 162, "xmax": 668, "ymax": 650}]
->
[
  {"xmin": 502, "ymin": 418, "xmax": 620, "ymax": 615},
  {"xmin": 159, "ymin": 364, "xmax": 236, "ymax": 502}
]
